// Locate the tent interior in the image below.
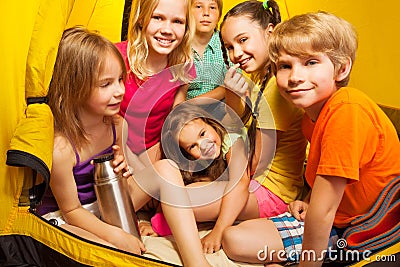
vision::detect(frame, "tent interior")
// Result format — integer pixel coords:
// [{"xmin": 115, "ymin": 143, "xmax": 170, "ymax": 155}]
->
[{"xmin": 1, "ymin": 0, "xmax": 398, "ymax": 266}]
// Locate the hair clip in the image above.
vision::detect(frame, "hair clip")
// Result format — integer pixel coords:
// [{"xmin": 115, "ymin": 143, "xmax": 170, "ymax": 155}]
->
[{"xmin": 262, "ymin": 0, "xmax": 269, "ymax": 10}]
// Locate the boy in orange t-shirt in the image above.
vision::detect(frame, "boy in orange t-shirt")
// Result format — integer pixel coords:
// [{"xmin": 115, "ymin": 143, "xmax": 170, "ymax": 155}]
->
[{"xmin": 220, "ymin": 11, "xmax": 400, "ymax": 266}]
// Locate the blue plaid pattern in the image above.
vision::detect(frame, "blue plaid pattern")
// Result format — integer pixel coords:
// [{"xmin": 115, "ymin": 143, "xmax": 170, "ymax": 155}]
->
[
  {"xmin": 270, "ymin": 212, "xmax": 339, "ymax": 263},
  {"xmin": 270, "ymin": 212, "xmax": 304, "ymax": 261}
]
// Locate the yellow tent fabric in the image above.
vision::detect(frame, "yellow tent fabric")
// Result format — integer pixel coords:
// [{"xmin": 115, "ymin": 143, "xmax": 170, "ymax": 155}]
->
[
  {"xmin": 6, "ymin": 101, "xmax": 54, "ymax": 208},
  {"xmin": 0, "ymin": 1, "xmax": 170, "ymax": 266}
]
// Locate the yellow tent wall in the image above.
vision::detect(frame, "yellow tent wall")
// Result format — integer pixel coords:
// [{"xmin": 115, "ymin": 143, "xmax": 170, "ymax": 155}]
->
[
  {"xmin": 0, "ymin": 0, "xmax": 124, "ymax": 235},
  {"xmin": 0, "ymin": 1, "xmax": 171, "ymax": 266}
]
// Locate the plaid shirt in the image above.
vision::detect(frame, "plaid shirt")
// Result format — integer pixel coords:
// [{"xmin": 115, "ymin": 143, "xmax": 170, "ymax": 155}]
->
[{"xmin": 188, "ymin": 31, "xmax": 233, "ymax": 99}]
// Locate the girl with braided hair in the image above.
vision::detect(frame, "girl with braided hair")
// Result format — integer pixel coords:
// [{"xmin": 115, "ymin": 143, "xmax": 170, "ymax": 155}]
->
[{"xmin": 219, "ymin": 0, "xmax": 308, "ymax": 246}]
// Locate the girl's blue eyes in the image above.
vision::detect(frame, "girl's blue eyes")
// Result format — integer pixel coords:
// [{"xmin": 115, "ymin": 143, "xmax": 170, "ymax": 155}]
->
[{"xmin": 152, "ymin": 16, "xmax": 184, "ymax": 24}]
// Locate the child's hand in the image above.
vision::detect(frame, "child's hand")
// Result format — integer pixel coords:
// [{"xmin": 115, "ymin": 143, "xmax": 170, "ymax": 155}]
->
[
  {"xmin": 139, "ymin": 221, "xmax": 159, "ymax": 237},
  {"xmin": 112, "ymin": 145, "xmax": 132, "ymax": 178},
  {"xmin": 110, "ymin": 228, "xmax": 146, "ymax": 255},
  {"xmin": 201, "ymin": 228, "xmax": 223, "ymax": 254},
  {"xmin": 224, "ymin": 63, "xmax": 249, "ymax": 98},
  {"xmin": 288, "ymin": 200, "xmax": 308, "ymax": 221}
]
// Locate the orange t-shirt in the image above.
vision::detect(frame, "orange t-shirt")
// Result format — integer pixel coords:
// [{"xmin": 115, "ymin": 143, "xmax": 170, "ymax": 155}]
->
[{"xmin": 303, "ymin": 87, "xmax": 400, "ymax": 228}]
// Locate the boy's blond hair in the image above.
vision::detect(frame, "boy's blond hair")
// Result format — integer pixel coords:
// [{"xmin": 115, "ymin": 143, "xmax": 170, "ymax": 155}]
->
[
  {"xmin": 214, "ymin": 0, "xmax": 223, "ymax": 19},
  {"xmin": 269, "ymin": 11, "xmax": 358, "ymax": 87}
]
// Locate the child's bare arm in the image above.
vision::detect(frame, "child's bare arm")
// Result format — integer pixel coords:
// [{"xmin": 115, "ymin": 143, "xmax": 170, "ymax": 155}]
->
[
  {"xmin": 51, "ymin": 138, "xmax": 145, "ymax": 254},
  {"xmin": 299, "ymin": 175, "xmax": 347, "ymax": 267},
  {"xmin": 201, "ymin": 138, "xmax": 250, "ymax": 253},
  {"xmin": 173, "ymin": 84, "xmax": 188, "ymax": 107},
  {"xmin": 224, "ymin": 64, "xmax": 249, "ymax": 118},
  {"xmin": 193, "ymin": 86, "xmax": 226, "ymax": 102},
  {"xmin": 288, "ymin": 188, "xmax": 311, "ymax": 221},
  {"xmin": 119, "ymin": 118, "xmax": 147, "ymax": 173}
]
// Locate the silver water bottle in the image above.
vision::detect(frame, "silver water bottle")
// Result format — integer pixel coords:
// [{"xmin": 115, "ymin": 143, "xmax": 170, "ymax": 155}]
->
[{"xmin": 93, "ymin": 153, "xmax": 141, "ymax": 240}]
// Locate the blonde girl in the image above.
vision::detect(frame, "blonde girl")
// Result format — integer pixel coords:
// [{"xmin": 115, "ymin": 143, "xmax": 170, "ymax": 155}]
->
[
  {"xmin": 116, "ymin": 0, "xmax": 196, "ymax": 170},
  {"xmin": 37, "ymin": 26, "xmax": 144, "ymax": 254}
]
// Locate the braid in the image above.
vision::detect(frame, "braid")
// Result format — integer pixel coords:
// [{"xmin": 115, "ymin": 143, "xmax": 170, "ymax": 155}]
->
[
  {"xmin": 246, "ymin": 66, "xmax": 272, "ymax": 170},
  {"xmin": 253, "ymin": 74, "xmax": 268, "ymax": 117},
  {"xmin": 265, "ymin": 0, "xmax": 281, "ymax": 26},
  {"xmin": 219, "ymin": 0, "xmax": 281, "ymax": 173},
  {"xmin": 219, "ymin": 31, "xmax": 230, "ymax": 68}
]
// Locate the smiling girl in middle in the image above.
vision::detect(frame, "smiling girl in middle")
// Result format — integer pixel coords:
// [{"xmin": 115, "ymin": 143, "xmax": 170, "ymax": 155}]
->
[{"xmin": 115, "ymin": 0, "xmax": 196, "ymax": 170}]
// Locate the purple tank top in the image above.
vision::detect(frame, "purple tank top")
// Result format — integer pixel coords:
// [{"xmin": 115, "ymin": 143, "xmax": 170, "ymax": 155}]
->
[{"xmin": 37, "ymin": 124, "xmax": 116, "ymax": 215}]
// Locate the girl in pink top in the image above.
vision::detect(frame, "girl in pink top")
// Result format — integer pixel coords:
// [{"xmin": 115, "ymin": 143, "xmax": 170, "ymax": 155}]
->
[{"xmin": 116, "ymin": 0, "xmax": 196, "ymax": 170}]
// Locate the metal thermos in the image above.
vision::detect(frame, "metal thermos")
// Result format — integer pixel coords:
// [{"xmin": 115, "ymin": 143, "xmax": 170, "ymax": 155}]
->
[{"xmin": 93, "ymin": 153, "xmax": 141, "ymax": 240}]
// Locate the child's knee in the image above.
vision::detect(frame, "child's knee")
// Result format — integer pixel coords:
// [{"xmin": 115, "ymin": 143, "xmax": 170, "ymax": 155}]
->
[
  {"xmin": 222, "ymin": 226, "xmax": 243, "ymax": 258},
  {"xmin": 153, "ymin": 160, "xmax": 180, "ymax": 179},
  {"xmin": 151, "ymin": 159, "xmax": 188, "ymax": 192},
  {"xmin": 153, "ymin": 159, "xmax": 178, "ymax": 172}
]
